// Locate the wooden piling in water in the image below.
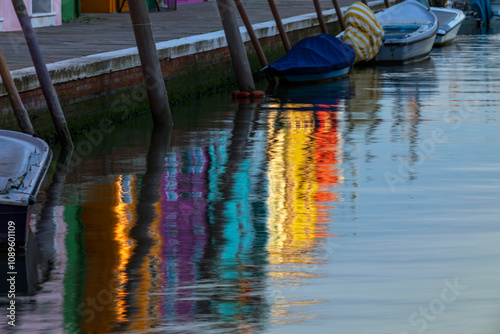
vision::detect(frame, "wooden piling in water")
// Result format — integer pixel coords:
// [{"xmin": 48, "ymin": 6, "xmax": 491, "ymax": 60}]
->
[
  {"xmin": 11, "ymin": 0, "xmax": 73, "ymax": 148},
  {"xmin": 216, "ymin": 0, "xmax": 255, "ymax": 92},
  {"xmin": 312, "ymin": 0, "xmax": 328, "ymax": 34},
  {"xmin": 234, "ymin": 0, "xmax": 275, "ymax": 84},
  {"xmin": 128, "ymin": 0, "xmax": 173, "ymax": 126},
  {"xmin": 0, "ymin": 48, "xmax": 34, "ymax": 135},
  {"xmin": 331, "ymin": 0, "xmax": 346, "ymax": 31},
  {"xmin": 267, "ymin": 0, "xmax": 291, "ymax": 52}
]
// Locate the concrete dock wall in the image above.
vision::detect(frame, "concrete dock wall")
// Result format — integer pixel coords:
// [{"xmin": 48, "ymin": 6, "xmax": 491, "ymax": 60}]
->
[{"xmin": 0, "ymin": 1, "xmax": 390, "ymax": 140}]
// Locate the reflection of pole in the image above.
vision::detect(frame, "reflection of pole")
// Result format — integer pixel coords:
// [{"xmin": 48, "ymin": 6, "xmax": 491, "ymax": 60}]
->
[
  {"xmin": 26, "ymin": 147, "xmax": 73, "ymax": 296},
  {"xmin": 37, "ymin": 147, "xmax": 74, "ymax": 263},
  {"xmin": 211, "ymin": 103, "xmax": 258, "ymax": 238},
  {"xmin": 234, "ymin": 0, "xmax": 275, "ymax": 84},
  {"xmin": 216, "ymin": 0, "xmax": 255, "ymax": 92},
  {"xmin": 0, "ymin": 48, "xmax": 34, "ymax": 135},
  {"xmin": 313, "ymin": 0, "xmax": 328, "ymax": 34},
  {"xmin": 124, "ymin": 124, "xmax": 172, "ymax": 317},
  {"xmin": 11, "ymin": 0, "xmax": 72, "ymax": 148},
  {"xmin": 267, "ymin": 0, "xmax": 291, "ymax": 52},
  {"xmin": 128, "ymin": 0, "xmax": 173, "ymax": 125},
  {"xmin": 331, "ymin": 0, "xmax": 346, "ymax": 31}
]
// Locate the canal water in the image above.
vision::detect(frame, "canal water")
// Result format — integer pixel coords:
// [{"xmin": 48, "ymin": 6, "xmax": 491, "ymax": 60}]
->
[{"xmin": 2, "ymin": 30, "xmax": 500, "ymax": 333}]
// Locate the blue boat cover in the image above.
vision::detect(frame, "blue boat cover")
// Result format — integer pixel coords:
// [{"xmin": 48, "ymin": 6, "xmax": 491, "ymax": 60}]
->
[
  {"xmin": 269, "ymin": 34, "xmax": 355, "ymax": 76},
  {"xmin": 471, "ymin": 0, "xmax": 493, "ymax": 25}
]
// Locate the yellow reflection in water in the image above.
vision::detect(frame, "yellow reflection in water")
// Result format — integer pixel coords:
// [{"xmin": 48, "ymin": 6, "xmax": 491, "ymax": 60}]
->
[{"xmin": 267, "ymin": 110, "xmax": 319, "ymax": 265}]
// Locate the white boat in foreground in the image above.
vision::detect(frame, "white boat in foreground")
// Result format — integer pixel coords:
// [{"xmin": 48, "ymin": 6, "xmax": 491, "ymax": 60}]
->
[
  {"xmin": 1, "ymin": 130, "xmax": 52, "ymax": 248},
  {"xmin": 431, "ymin": 7, "xmax": 466, "ymax": 45},
  {"xmin": 375, "ymin": 0, "xmax": 439, "ymax": 63}
]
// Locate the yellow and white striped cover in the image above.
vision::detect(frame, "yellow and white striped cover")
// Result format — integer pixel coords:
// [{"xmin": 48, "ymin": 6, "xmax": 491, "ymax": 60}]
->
[{"xmin": 341, "ymin": 2, "xmax": 384, "ymax": 63}]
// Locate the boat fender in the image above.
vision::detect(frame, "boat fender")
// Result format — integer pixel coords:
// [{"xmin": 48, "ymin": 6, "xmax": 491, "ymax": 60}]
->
[
  {"xmin": 238, "ymin": 91, "xmax": 251, "ymax": 98},
  {"xmin": 250, "ymin": 90, "xmax": 265, "ymax": 98}
]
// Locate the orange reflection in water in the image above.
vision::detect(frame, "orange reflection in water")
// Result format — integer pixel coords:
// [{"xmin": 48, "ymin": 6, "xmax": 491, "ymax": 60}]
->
[
  {"xmin": 80, "ymin": 179, "xmax": 128, "ymax": 333},
  {"xmin": 112, "ymin": 175, "xmax": 137, "ymax": 322}
]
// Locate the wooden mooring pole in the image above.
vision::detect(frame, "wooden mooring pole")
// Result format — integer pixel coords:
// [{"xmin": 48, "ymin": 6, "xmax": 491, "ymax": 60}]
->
[
  {"xmin": 11, "ymin": 0, "xmax": 72, "ymax": 148},
  {"xmin": 128, "ymin": 0, "xmax": 173, "ymax": 125},
  {"xmin": 0, "ymin": 48, "xmax": 34, "ymax": 135},
  {"xmin": 331, "ymin": 0, "xmax": 346, "ymax": 31},
  {"xmin": 216, "ymin": 0, "xmax": 255, "ymax": 92},
  {"xmin": 312, "ymin": 0, "xmax": 328, "ymax": 34},
  {"xmin": 267, "ymin": 0, "xmax": 291, "ymax": 52},
  {"xmin": 234, "ymin": 0, "xmax": 275, "ymax": 84},
  {"xmin": 384, "ymin": 0, "xmax": 391, "ymax": 8}
]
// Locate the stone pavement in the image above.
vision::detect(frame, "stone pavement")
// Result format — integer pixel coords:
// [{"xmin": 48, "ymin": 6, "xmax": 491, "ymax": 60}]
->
[{"xmin": 0, "ymin": 0, "xmax": 357, "ymax": 71}]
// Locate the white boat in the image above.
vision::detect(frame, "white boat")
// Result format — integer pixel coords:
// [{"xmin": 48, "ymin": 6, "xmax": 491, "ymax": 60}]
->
[
  {"xmin": 374, "ymin": 0, "xmax": 439, "ymax": 63},
  {"xmin": 431, "ymin": 7, "xmax": 466, "ymax": 45}
]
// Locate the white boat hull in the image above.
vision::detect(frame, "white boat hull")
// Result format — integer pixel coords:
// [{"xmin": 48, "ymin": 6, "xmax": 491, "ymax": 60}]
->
[{"xmin": 375, "ymin": 33, "xmax": 436, "ymax": 62}]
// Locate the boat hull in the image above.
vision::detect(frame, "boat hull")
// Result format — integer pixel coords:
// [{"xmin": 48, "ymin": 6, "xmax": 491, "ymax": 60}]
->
[
  {"xmin": 0, "ymin": 205, "xmax": 30, "ymax": 248},
  {"xmin": 375, "ymin": 32, "xmax": 437, "ymax": 63},
  {"xmin": 434, "ymin": 22, "xmax": 461, "ymax": 45},
  {"xmin": 280, "ymin": 66, "xmax": 351, "ymax": 85}
]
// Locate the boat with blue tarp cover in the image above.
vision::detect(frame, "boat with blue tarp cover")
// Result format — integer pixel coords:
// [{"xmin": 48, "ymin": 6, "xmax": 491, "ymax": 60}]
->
[
  {"xmin": 268, "ymin": 34, "xmax": 356, "ymax": 85},
  {"xmin": 0, "ymin": 130, "xmax": 52, "ymax": 248}
]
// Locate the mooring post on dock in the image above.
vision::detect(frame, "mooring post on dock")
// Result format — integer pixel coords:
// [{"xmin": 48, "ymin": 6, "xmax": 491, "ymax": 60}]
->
[
  {"xmin": 234, "ymin": 0, "xmax": 275, "ymax": 84},
  {"xmin": 331, "ymin": 0, "xmax": 346, "ymax": 31},
  {"xmin": 267, "ymin": 0, "xmax": 291, "ymax": 52},
  {"xmin": 11, "ymin": 0, "xmax": 73, "ymax": 148},
  {"xmin": 216, "ymin": 0, "xmax": 255, "ymax": 92},
  {"xmin": 312, "ymin": 0, "xmax": 328, "ymax": 34},
  {"xmin": 127, "ymin": 0, "xmax": 173, "ymax": 126},
  {"xmin": 0, "ymin": 48, "xmax": 34, "ymax": 135}
]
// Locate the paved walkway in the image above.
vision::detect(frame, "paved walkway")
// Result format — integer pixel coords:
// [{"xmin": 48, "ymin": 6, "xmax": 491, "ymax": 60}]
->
[{"xmin": 0, "ymin": 0, "xmax": 357, "ymax": 71}]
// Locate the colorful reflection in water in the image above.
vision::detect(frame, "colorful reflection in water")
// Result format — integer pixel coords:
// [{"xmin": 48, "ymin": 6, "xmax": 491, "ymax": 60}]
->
[{"xmin": 1, "ymin": 97, "xmax": 344, "ymax": 332}]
